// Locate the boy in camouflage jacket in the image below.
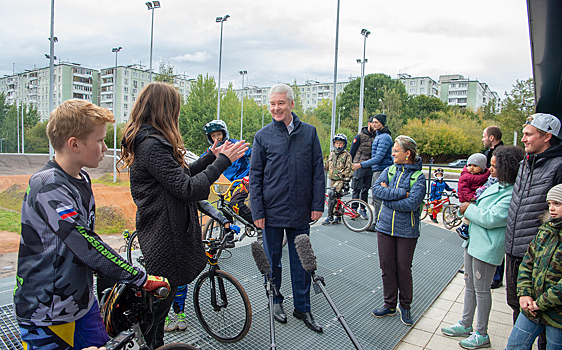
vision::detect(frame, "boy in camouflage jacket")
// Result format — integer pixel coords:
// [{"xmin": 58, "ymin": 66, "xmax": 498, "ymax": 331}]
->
[
  {"xmin": 323, "ymin": 134, "xmax": 353, "ymax": 225},
  {"xmin": 506, "ymin": 183, "xmax": 562, "ymax": 348}
]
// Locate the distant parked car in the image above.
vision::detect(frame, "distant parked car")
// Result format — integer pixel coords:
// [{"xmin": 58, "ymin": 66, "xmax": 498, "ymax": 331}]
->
[{"xmin": 448, "ymin": 159, "xmax": 467, "ymax": 168}]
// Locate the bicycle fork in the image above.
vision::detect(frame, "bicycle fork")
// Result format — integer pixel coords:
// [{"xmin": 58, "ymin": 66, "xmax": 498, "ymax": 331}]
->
[{"xmin": 209, "ymin": 267, "xmax": 229, "ymax": 311}]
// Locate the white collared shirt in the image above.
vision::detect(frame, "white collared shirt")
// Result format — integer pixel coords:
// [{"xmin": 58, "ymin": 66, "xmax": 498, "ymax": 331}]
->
[{"xmin": 287, "ymin": 116, "xmax": 295, "ymax": 134}]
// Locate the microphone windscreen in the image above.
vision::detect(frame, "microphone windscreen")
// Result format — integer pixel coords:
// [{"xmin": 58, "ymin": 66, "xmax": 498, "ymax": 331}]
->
[
  {"xmin": 294, "ymin": 234, "xmax": 317, "ymax": 273},
  {"xmin": 251, "ymin": 241, "xmax": 272, "ymax": 275}
]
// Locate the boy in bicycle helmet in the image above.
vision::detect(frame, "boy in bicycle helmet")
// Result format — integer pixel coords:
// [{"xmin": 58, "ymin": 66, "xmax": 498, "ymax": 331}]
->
[
  {"xmin": 323, "ymin": 134, "xmax": 353, "ymax": 225},
  {"xmin": 429, "ymin": 168, "xmax": 455, "ymax": 223},
  {"xmin": 203, "ymin": 119, "xmax": 252, "ymax": 182}
]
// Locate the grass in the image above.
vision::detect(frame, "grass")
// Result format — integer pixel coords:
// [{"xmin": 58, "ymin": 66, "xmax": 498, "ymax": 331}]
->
[
  {"xmin": 422, "ymin": 167, "xmax": 462, "ymax": 174},
  {"xmin": 0, "ymin": 185, "xmax": 25, "ymax": 211},
  {"xmin": 92, "ymin": 173, "xmax": 130, "ymax": 187},
  {"xmin": 0, "ymin": 209, "xmax": 20, "ymax": 233},
  {"xmin": 95, "ymin": 206, "xmax": 129, "ymax": 235}
]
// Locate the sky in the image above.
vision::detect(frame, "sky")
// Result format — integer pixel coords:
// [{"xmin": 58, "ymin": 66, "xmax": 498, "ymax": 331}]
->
[{"xmin": 0, "ymin": 0, "xmax": 533, "ymax": 98}]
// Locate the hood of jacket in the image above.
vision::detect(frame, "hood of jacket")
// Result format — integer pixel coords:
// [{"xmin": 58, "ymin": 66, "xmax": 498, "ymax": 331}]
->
[
  {"xmin": 377, "ymin": 126, "xmax": 391, "ymax": 136},
  {"xmin": 361, "ymin": 125, "xmax": 376, "ymax": 138}
]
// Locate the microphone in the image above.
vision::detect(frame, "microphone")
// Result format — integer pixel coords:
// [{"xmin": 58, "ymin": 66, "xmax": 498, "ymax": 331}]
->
[
  {"xmin": 251, "ymin": 241, "xmax": 272, "ymax": 275},
  {"xmin": 294, "ymin": 234, "xmax": 317, "ymax": 273}
]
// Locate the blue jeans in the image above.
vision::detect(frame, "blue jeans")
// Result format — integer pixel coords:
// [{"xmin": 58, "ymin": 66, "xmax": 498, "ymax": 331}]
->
[
  {"xmin": 262, "ymin": 225, "xmax": 312, "ymax": 312},
  {"xmin": 506, "ymin": 313, "xmax": 562, "ymax": 350}
]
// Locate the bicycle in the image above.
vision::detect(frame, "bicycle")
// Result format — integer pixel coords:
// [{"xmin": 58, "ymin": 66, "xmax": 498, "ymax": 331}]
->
[
  {"xmin": 100, "ymin": 282, "xmax": 198, "ymax": 350},
  {"xmin": 125, "ymin": 229, "xmax": 252, "ymax": 343},
  {"xmin": 318, "ymin": 187, "xmax": 373, "ymax": 232},
  {"xmin": 420, "ymin": 191, "xmax": 462, "ymax": 229},
  {"xmin": 202, "ymin": 179, "xmax": 260, "ymax": 242}
]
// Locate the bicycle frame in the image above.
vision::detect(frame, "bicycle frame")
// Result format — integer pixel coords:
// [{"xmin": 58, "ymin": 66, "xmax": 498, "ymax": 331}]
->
[
  {"xmin": 203, "ymin": 232, "xmax": 233, "ymax": 311},
  {"xmin": 325, "ymin": 193, "xmax": 361, "ymax": 220},
  {"xmin": 210, "ymin": 180, "xmax": 258, "ymax": 240}
]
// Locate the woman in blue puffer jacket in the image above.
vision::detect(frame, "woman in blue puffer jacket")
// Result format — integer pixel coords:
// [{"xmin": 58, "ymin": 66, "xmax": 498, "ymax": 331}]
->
[{"xmin": 370, "ymin": 135, "xmax": 426, "ymax": 326}]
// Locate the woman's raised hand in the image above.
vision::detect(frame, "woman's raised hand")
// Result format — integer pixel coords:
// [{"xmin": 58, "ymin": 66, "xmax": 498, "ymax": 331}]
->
[{"xmin": 219, "ymin": 140, "xmax": 249, "ymax": 163}]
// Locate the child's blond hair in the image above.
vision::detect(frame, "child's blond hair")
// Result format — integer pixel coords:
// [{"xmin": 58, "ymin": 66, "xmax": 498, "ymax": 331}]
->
[{"xmin": 46, "ymin": 99, "xmax": 115, "ymax": 150}]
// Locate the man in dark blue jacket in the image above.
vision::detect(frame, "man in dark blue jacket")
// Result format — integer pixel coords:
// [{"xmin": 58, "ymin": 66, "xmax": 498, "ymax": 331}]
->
[{"xmin": 250, "ymin": 83, "xmax": 325, "ymax": 333}]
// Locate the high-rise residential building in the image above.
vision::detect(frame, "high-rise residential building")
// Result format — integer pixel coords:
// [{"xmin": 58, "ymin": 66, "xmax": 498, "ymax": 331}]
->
[
  {"xmin": 235, "ymin": 80, "xmax": 349, "ymax": 109},
  {"xmin": 99, "ymin": 64, "xmax": 193, "ymax": 124},
  {"xmin": 397, "ymin": 73, "xmax": 439, "ymax": 97},
  {"xmin": 0, "ymin": 62, "xmax": 100, "ymax": 120},
  {"xmin": 439, "ymin": 74, "xmax": 500, "ymax": 111}
]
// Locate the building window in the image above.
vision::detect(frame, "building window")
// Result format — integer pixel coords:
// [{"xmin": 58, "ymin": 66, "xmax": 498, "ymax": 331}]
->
[
  {"xmin": 409, "ymin": 88, "xmax": 416, "ymax": 93},
  {"xmin": 420, "ymin": 80, "xmax": 425, "ymax": 85},
  {"xmin": 124, "ymin": 104, "xmax": 128, "ymax": 109},
  {"xmin": 450, "ymin": 83, "xmax": 456, "ymax": 88},
  {"xmin": 420, "ymin": 88, "xmax": 425, "ymax": 93},
  {"xmin": 141, "ymin": 82, "xmax": 144, "ymax": 88},
  {"xmin": 141, "ymin": 73, "xmax": 145, "ymax": 79},
  {"xmin": 133, "ymin": 72, "xmax": 138, "ymax": 78},
  {"xmin": 409, "ymin": 81, "xmax": 416, "ymax": 86},
  {"xmin": 133, "ymin": 80, "xmax": 138, "ymax": 88},
  {"xmin": 124, "ymin": 70, "xmax": 128, "ymax": 76},
  {"xmin": 124, "ymin": 78, "xmax": 128, "ymax": 85},
  {"xmin": 124, "ymin": 87, "xmax": 128, "ymax": 93},
  {"xmin": 124, "ymin": 95, "xmax": 128, "ymax": 101},
  {"xmin": 457, "ymin": 98, "xmax": 467, "ymax": 103}
]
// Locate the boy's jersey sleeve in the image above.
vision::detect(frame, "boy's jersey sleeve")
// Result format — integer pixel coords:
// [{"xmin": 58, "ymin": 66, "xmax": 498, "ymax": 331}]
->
[{"xmin": 27, "ymin": 179, "xmax": 146, "ymax": 286}]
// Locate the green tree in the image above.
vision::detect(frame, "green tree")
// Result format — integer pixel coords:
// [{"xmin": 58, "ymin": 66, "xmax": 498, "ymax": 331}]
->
[
  {"xmin": 495, "ymin": 78, "xmax": 534, "ymax": 146},
  {"xmin": 104, "ymin": 123, "xmax": 125, "ymax": 150},
  {"xmin": 179, "ymin": 74, "xmax": 217, "ymax": 155},
  {"xmin": 291, "ymin": 80, "xmax": 305, "ymax": 119},
  {"xmin": 380, "ymin": 87, "xmax": 406, "ymax": 136},
  {"xmin": 25, "ymin": 121, "xmax": 49, "ymax": 153},
  {"xmin": 405, "ymin": 94, "xmax": 447, "ymax": 121},
  {"xmin": 154, "ymin": 61, "xmax": 175, "ymax": 84}
]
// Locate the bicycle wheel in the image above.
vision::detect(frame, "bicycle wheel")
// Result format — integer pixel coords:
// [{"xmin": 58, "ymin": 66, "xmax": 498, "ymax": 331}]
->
[
  {"xmin": 341, "ymin": 199, "xmax": 373, "ymax": 232},
  {"xmin": 420, "ymin": 202, "xmax": 430, "ymax": 220},
  {"xmin": 126, "ymin": 231, "xmax": 145, "ymax": 268},
  {"xmin": 202, "ymin": 218, "xmax": 224, "ymax": 241},
  {"xmin": 156, "ymin": 343, "xmax": 199, "ymax": 350},
  {"xmin": 193, "ymin": 270, "xmax": 252, "ymax": 343},
  {"xmin": 442, "ymin": 205, "xmax": 459, "ymax": 230}
]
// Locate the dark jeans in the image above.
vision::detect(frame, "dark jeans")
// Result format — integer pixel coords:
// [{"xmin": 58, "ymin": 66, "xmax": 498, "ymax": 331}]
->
[
  {"xmin": 493, "ymin": 258, "xmax": 504, "ymax": 284},
  {"xmin": 352, "ymin": 167, "xmax": 373, "ymax": 208},
  {"xmin": 144, "ymin": 285, "xmax": 178, "ymax": 349},
  {"xmin": 377, "ymin": 232, "xmax": 418, "ymax": 310},
  {"xmin": 262, "ymin": 225, "xmax": 312, "ymax": 312},
  {"xmin": 507, "ymin": 254, "xmax": 547, "ymax": 350}
]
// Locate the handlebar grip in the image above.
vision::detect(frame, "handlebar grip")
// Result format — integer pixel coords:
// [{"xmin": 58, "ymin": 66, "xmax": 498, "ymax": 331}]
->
[{"xmin": 155, "ymin": 286, "xmax": 169, "ymax": 298}]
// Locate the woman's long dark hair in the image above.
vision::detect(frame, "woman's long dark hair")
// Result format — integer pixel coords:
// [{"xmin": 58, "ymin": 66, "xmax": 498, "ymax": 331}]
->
[
  {"xmin": 493, "ymin": 145, "xmax": 525, "ymax": 185},
  {"xmin": 120, "ymin": 82, "xmax": 186, "ymax": 169}
]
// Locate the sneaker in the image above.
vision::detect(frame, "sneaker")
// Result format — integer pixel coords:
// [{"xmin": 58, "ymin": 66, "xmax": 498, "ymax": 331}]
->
[
  {"xmin": 164, "ymin": 314, "xmax": 178, "ymax": 332},
  {"xmin": 332, "ymin": 217, "xmax": 341, "ymax": 225},
  {"xmin": 441, "ymin": 321, "xmax": 473, "ymax": 337},
  {"xmin": 371, "ymin": 306, "xmax": 396, "ymax": 318},
  {"xmin": 176, "ymin": 312, "xmax": 187, "ymax": 331},
  {"xmin": 322, "ymin": 217, "xmax": 334, "ymax": 226},
  {"xmin": 398, "ymin": 305, "xmax": 413, "ymax": 326},
  {"xmin": 359, "ymin": 209, "xmax": 368, "ymax": 220},
  {"xmin": 456, "ymin": 225, "xmax": 469, "ymax": 240},
  {"xmin": 490, "ymin": 281, "xmax": 503, "ymax": 289},
  {"xmin": 431, "ymin": 217, "xmax": 439, "ymax": 223},
  {"xmin": 459, "ymin": 331, "xmax": 491, "ymax": 349}
]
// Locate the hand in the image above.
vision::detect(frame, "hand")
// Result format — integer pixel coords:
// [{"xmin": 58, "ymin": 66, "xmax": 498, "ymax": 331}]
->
[
  {"xmin": 519, "ymin": 296, "xmax": 539, "ymax": 316},
  {"xmin": 254, "ymin": 218, "xmax": 265, "ymax": 229},
  {"xmin": 143, "ymin": 275, "xmax": 170, "ymax": 296},
  {"xmin": 352, "ymin": 163, "xmax": 361, "ymax": 171},
  {"xmin": 219, "ymin": 140, "xmax": 249, "ymax": 163},
  {"xmin": 311, "ymin": 211, "xmax": 322, "ymax": 221},
  {"xmin": 209, "ymin": 139, "xmax": 223, "ymax": 158},
  {"xmin": 380, "ymin": 182, "xmax": 388, "ymax": 188},
  {"xmin": 459, "ymin": 202, "xmax": 471, "ymax": 215}
]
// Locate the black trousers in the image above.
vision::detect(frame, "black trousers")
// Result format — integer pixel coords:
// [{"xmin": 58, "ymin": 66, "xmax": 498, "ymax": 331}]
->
[
  {"xmin": 352, "ymin": 167, "xmax": 373, "ymax": 207},
  {"xmin": 144, "ymin": 285, "xmax": 178, "ymax": 349}
]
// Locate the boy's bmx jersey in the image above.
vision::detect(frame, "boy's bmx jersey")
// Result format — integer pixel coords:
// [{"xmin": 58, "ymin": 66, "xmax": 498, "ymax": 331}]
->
[{"xmin": 14, "ymin": 160, "xmax": 145, "ymax": 326}]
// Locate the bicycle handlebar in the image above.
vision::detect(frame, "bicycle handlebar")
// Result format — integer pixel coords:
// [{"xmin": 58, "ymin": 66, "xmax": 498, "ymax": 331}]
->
[{"xmin": 210, "ymin": 179, "xmax": 243, "ymax": 196}]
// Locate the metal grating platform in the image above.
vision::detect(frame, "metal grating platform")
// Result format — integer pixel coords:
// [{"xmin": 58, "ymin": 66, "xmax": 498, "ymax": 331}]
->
[
  {"xmin": 0, "ymin": 305, "xmax": 22, "ymax": 350},
  {"xmin": 0, "ymin": 222, "xmax": 463, "ymax": 350}
]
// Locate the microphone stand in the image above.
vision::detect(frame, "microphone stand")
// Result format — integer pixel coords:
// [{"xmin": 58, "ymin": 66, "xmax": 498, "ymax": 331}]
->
[
  {"xmin": 264, "ymin": 274, "xmax": 279, "ymax": 349},
  {"xmin": 310, "ymin": 271, "xmax": 363, "ymax": 350}
]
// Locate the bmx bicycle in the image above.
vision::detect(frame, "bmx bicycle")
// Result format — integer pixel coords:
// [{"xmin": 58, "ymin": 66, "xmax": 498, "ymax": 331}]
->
[{"xmin": 420, "ymin": 191, "xmax": 462, "ymax": 229}]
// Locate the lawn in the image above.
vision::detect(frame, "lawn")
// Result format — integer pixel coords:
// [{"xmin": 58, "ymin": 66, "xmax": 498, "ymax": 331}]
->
[{"xmin": 0, "ymin": 209, "xmax": 20, "ymax": 233}]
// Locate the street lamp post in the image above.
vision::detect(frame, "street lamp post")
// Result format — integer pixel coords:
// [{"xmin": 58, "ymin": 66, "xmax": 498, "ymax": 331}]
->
[
  {"xmin": 145, "ymin": 1, "xmax": 161, "ymax": 82},
  {"xmin": 216, "ymin": 14, "xmax": 230, "ymax": 120},
  {"xmin": 378, "ymin": 98, "xmax": 385, "ymax": 113},
  {"xmin": 357, "ymin": 28, "xmax": 370, "ymax": 133},
  {"xmin": 239, "ymin": 70, "xmax": 247, "ymax": 140},
  {"xmin": 112, "ymin": 47, "xmax": 122, "ymax": 183},
  {"xmin": 338, "ymin": 106, "xmax": 345, "ymax": 132},
  {"xmin": 0, "ymin": 138, "xmax": 4, "ymax": 153},
  {"xmin": 48, "ymin": 0, "xmax": 56, "ymax": 160}
]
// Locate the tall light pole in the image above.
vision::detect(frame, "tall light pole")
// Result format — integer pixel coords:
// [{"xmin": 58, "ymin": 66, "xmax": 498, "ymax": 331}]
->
[
  {"xmin": 0, "ymin": 138, "xmax": 4, "ymax": 153},
  {"xmin": 48, "ymin": 0, "xmax": 56, "ymax": 160},
  {"xmin": 146, "ymin": 1, "xmax": 160, "ymax": 82},
  {"xmin": 239, "ymin": 70, "xmax": 247, "ymax": 140},
  {"xmin": 216, "ymin": 14, "xmax": 230, "ymax": 120},
  {"xmin": 112, "ymin": 47, "xmax": 122, "ymax": 183},
  {"xmin": 378, "ymin": 98, "xmax": 385, "ymax": 113},
  {"xmin": 357, "ymin": 28, "xmax": 370, "ymax": 133},
  {"xmin": 329, "ymin": 0, "xmax": 341, "ymax": 152},
  {"xmin": 21, "ymin": 102, "xmax": 25, "ymax": 153},
  {"xmin": 338, "ymin": 106, "xmax": 345, "ymax": 132}
]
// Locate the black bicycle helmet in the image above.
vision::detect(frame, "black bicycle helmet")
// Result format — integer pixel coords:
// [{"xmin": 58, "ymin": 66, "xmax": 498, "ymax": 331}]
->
[
  {"xmin": 203, "ymin": 120, "xmax": 229, "ymax": 146},
  {"xmin": 101, "ymin": 283, "xmax": 153, "ymax": 338},
  {"xmin": 333, "ymin": 133, "xmax": 348, "ymax": 152},
  {"xmin": 434, "ymin": 168, "xmax": 444, "ymax": 181}
]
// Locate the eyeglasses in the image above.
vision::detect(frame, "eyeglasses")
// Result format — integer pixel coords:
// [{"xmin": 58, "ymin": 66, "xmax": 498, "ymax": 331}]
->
[{"xmin": 391, "ymin": 149, "xmax": 403, "ymax": 154}]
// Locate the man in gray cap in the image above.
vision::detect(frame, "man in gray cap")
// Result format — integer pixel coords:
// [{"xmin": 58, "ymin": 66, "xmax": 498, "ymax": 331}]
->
[{"xmin": 504, "ymin": 113, "xmax": 562, "ymax": 349}]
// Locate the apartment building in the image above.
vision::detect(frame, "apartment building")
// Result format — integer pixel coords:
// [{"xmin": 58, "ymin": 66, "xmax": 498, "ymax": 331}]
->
[
  {"xmin": 439, "ymin": 74, "xmax": 500, "ymax": 110},
  {"xmin": 397, "ymin": 73, "xmax": 439, "ymax": 97},
  {"xmin": 0, "ymin": 62, "xmax": 100, "ymax": 120}
]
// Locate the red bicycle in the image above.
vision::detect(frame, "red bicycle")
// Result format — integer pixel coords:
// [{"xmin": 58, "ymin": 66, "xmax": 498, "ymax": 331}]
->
[
  {"xmin": 313, "ymin": 189, "xmax": 373, "ymax": 232},
  {"xmin": 420, "ymin": 191, "xmax": 462, "ymax": 229}
]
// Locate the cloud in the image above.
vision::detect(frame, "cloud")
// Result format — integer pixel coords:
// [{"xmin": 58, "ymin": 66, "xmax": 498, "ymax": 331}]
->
[{"xmin": 172, "ymin": 52, "xmax": 212, "ymax": 63}]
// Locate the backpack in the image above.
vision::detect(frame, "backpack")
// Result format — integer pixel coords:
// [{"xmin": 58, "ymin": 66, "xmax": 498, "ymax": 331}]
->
[{"xmin": 387, "ymin": 165, "xmax": 424, "ymax": 215}]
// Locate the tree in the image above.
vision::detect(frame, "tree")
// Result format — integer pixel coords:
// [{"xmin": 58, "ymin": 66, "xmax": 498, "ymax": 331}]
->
[
  {"xmin": 104, "ymin": 123, "xmax": 125, "ymax": 150},
  {"xmin": 179, "ymin": 74, "xmax": 217, "ymax": 155},
  {"xmin": 154, "ymin": 61, "xmax": 175, "ymax": 84},
  {"xmin": 405, "ymin": 95, "xmax": 447, "ymax": 121},
  {"xmin": 25, "ymin": 121, "xmax": 49, "ymax": 153},
  {"xmin": 291, "ymin": 80, "xmax": 305, "ymax": 119},
  {"xmin": 495, "ymin": 78, "xmax": 534, "ymax": 146},
  {"xmin": 380, "ymin": 87, "xmax": 406, "ymax": 136}
]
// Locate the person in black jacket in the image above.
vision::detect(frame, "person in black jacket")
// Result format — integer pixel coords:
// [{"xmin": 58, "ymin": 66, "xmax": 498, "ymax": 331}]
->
[
  {"xmin": 120, "ymin": 82, "xmax": 248, "ymax": 348},
  {"xmin": 250, "ymin": 83, "xmax": 325, "ymax": 333}
]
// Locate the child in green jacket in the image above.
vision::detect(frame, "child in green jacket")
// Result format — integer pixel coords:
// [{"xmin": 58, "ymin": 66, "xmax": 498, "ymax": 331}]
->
[{"xmin": 506, "ymin": 183, "xmax": 562, "ymax": 349}]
